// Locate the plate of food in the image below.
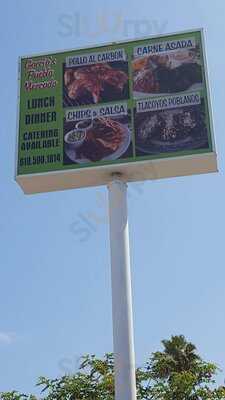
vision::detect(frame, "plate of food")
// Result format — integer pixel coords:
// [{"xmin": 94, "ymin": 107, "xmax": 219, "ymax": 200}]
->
[
  {"xmin": 132, "ymin": 48, "xmax": 203, "ymax": 97},
  {"xmin": 135, "ymin": 105, "xmax": 209, "ymax": 154},
  {"xmin": 64, "ymin": 117, "xmax": 131, "ymax": 163},
  {"xmin": 63, "ymin": 63, "xmax": 129, "ymax": 107}
]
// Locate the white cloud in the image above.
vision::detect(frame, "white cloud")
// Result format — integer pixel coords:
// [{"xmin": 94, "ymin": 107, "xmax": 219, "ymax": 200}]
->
[{"xmin": 0, "ymin": 332, "xmax": 16, "ymax": 344}]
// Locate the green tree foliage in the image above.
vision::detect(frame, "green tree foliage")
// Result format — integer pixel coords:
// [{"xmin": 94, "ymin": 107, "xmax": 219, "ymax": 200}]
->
[
  {"xmin": 146, "ymin": 335, "xmax": 225, "ymax": 400},
  {"xmin": 1, "ymin": 336, "xmax": 225, "ymax": 400}
]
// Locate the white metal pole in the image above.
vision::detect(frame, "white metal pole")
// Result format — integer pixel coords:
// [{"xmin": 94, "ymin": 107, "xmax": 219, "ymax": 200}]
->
[{"xmin": 108, "ymin": 179, "xmax": 137, "ymax": 400}]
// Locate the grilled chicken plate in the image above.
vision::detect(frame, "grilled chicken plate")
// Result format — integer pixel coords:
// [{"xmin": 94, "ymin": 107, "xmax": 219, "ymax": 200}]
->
[{"xmin": 64, "ymin": 63, "xmax": 128, "ymax": 104}]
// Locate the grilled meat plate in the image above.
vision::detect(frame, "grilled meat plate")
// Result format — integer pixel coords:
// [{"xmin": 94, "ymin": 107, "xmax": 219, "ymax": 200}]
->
[
  {"xmin": 133, "ymin": 53, "xmax": 202, "ymax": 94},
  {"xmin": 64, "ymin": 63, "xmax": 128, "ymax": 104}
]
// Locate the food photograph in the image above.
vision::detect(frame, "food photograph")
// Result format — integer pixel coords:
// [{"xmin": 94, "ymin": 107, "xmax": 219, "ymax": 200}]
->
[
  {"xmin": 132, "ymin": 47, "xmax": 203, "ymax": 97},
  {"xmin": 134, "ymin": 100, "xmax": 209, "ymax": 156},
  {"xmin": 63, "ymin": 61, "xmax": 129, "ymax": 107},
  {"xmin": 63, "ymin": 113, "xmax": 133, "ymax": 164}
]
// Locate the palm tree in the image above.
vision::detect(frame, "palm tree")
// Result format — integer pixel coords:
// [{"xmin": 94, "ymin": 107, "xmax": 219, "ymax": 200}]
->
[{"xmin": 149, "ymin": 335, "xmax": 201, "ymax": 380}]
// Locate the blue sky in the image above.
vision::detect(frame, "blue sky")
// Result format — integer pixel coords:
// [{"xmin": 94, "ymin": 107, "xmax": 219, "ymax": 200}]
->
[{"xmin": 1, "ymin": 0, "xmax": 225, "ymax": 393}]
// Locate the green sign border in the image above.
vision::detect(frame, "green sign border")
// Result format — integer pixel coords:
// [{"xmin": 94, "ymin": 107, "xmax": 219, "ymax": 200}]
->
[{"xmin": 16, "ymin": 29, "xmax": 215, "ymax": 177}]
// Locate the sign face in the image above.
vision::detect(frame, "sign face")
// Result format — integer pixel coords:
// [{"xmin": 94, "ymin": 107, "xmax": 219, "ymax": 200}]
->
[{"xmin": 16, "ymin": 29, "xmax": 217, "ymax": 194}]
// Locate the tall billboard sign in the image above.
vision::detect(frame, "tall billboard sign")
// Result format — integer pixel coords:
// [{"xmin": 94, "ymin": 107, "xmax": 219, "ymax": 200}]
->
[{"xmin": 16, "ymin": 30, "xmax": 217, "ymax": 193}]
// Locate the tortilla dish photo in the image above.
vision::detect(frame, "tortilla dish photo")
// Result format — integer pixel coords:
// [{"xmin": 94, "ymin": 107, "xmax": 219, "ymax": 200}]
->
[{"xmin": 135, "ymin": 102, "xmax": 209, "ymax": 155}]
